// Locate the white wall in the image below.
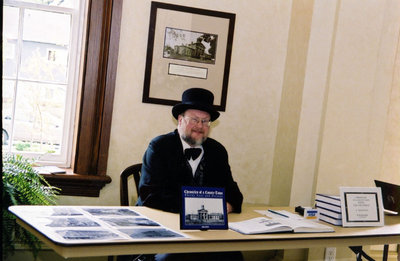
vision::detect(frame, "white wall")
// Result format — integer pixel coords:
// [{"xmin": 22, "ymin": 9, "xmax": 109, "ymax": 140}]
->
[
  {"xmin": 32, "ymin": 1, "xmax": 400, "ymax": 260},
  {"xmin": 58, "ymin": 0, "xmax": 400, "ymax": 212},
  {"xmin": 311, "ymin": 0, "xmax": 400, "ymax": 195},
  {"xmin": 290, "ymin": 0, "xmax": 400, "ymax": 205}
]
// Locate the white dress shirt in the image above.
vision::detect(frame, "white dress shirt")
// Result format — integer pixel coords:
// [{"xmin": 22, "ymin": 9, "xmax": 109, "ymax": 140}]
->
[{"xmin": 180, "ymin": 136, "xmax": 204, "ymax": 176}]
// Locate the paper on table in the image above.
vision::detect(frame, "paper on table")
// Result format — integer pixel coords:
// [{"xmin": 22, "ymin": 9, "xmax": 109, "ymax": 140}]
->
[
  {"xmin": 229, "ymin": 216, "xmax": 334, "ymax": 234},
  {"xmin": 9, "ymin": 205, "xmax": 189, "ymax": 245},
  {"xmin": 34, "ymin": 166, "xmax": 66, "ymax": 174}
]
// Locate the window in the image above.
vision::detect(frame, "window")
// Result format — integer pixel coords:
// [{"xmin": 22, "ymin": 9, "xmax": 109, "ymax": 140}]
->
[
  {"xmin": 3, "ymin": 0, "xmax": 123, "ymax": 197},
  {"xmin": 2, "ymin": 0, "xmax": 87, "ymax": 166}
]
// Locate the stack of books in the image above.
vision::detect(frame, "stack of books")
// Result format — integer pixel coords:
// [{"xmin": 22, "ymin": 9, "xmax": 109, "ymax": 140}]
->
[{"xmin": 315, "ymin": 193, "xmax": 342, "ymax": 226}]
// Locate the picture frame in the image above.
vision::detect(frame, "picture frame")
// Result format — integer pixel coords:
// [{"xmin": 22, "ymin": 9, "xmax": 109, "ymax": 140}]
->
[
  {"xmin": 180, "ymin": 186, "xmax": 228, "ymax": 230},
  {"xmin": 142, "ymin": 1, "xmax": 236, "ymax": 111},
  {"xmin": 340, "ymin": 187, "xmax": 385, "ymax": 227}
]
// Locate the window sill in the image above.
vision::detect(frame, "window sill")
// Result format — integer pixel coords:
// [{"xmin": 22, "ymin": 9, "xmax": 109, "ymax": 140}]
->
[{"xmin": 42, "ymin": 169, "xmax": 112, "ymax": 197}]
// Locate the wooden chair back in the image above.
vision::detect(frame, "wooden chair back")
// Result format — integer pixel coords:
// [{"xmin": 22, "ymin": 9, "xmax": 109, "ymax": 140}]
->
[{"xmin": 120, "ymin": 163, "xmax": 142, "ymax": 206}]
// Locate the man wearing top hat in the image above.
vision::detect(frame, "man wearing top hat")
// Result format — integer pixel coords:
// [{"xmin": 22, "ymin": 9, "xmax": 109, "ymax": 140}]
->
[{"xmin": 136, "ymin": 88, "xmax": 243, "ymax": 214}]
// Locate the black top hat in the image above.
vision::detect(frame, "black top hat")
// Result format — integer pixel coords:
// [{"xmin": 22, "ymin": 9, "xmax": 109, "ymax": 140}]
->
[{"xmin": 172, "ymin": 88, "xmax": 220, "ymax": 121}]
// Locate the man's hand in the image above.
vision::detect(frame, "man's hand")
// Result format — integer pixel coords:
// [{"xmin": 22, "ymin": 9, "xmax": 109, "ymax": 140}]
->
[{"xmin": 226, "ymin": 202, "xmax": 234, "ymax": 213}]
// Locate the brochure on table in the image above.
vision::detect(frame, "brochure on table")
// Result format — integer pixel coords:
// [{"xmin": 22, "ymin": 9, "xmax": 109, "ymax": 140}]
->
[
  {"xmin": 230, "ymin": 209, "xmax": 333, "ymax": 235},
  {"xmin": 9, "ymin": 206, "xmax": 188, "ymax": 245},
  {"xmin": 229, "ymin": 216, "xmax": 334, "ymax": 235},
  {"xmin": 340, "ymin": 187, "xmax": 384, "ymax": 227}
]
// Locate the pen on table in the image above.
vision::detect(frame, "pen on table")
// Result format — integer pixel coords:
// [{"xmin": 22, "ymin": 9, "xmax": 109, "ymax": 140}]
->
[{"xmin": 268, "ymin": 209, "xmax": 289, "ymax": 218}]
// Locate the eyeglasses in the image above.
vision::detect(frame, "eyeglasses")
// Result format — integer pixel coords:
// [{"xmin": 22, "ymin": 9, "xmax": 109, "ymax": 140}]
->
[{"xmin": 183, "ymin": 116, "xmax": 212, "ymax": 127}]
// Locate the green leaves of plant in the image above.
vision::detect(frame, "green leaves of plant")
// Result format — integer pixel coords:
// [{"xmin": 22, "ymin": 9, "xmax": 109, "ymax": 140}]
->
[{"xmin": 2, "ymin": 153, "xmax": 60, "ymax": 260}]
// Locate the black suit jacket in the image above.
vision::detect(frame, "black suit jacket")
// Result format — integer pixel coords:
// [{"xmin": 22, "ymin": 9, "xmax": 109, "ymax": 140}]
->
[{"xmin": 136, "ymin": 130, "xmax": 243, "ymax": 213}]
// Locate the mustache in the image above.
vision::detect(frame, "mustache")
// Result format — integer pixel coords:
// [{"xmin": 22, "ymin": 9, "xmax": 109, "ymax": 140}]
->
[{"xmin": 191, "ymin": 128, "xmax": 204, "ymax": 133}]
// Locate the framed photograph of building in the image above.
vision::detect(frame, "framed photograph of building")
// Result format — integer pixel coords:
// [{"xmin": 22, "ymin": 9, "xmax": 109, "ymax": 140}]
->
[
  {"xmin": 142, "ymin": 1, "xmax": 236, "ymax": 111},
  {"xmin": 180, "ymin": 186, "xmax": 228, "ymax": 230}
]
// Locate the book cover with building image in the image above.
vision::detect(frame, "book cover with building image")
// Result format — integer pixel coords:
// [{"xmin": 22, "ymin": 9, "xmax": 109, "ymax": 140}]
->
[{"xmin": 180, "ymin": 186, "xmax": 227, "ymax": 230}]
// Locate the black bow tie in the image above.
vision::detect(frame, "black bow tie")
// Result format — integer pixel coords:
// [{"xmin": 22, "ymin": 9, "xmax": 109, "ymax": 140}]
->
[{"xmin": 184, "ymin": 148, "xmax": 202, "ymax": 160}]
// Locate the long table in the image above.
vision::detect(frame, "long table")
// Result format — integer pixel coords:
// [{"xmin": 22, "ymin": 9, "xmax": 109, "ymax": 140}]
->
[{"xmin": 11, "ymin": 205, "xmax": 400, "ymax": 258}]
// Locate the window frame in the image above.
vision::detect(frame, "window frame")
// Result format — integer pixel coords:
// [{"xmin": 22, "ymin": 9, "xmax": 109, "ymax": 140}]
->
[
  {"xmin": 2, "ymin": 1, "xmax": 85, "ymax": 166},
  {"xmin": 42, "ymin": 0, "xmax": 123, "ymax": 197}
]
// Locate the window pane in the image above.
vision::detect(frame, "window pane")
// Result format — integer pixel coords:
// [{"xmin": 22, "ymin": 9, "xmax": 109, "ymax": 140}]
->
[
  {"xmin": 2, "ymin": 80, "xmax": 15, "ymax": 149},
  {"xmin": 3, "ymin": 6, "xmax": 20, "ymax": 78},
  {"xmin": 19, "ymin": 9, "xmax": 70, "ymax": 83},
  {"xmin": 12, "ymin": 0, "xmax": 76, "ymax": 8},
  {"xmin": 12, "ymin": 81, "xmax": 65, "ymax": 154},
  {"xmin": 23, "ymin": 9, "xmax": 71, "ymax": 45},
  {"xmin": 3, "ymin": 6, "xmax": 19, "ymax": 39},
  {"xmin": 19, "ymin": 42, "xmax": 69, "ymax": 83}
]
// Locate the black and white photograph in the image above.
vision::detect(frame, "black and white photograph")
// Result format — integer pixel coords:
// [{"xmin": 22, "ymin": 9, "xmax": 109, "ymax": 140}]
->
[
  {"xmin": 82, "ymin": 208, "xmax": 139, "ymax": 216},
  {"xmin": 42, "ymin": 217, "xmax": 101, "ymax": 227},
  {"xmin": 100, "ymin": 217, "xmax": 160, "ymax": 227},
  {"xmin": 184, "ymin": 200, "xmax": 225, "ymax": 226},
  {"xmin": 15, "ymin": 206, "xmax": 84, "ymax": 217},
  {"xmin": 55, "ymin": 229, "xmax": 122, "ymax": 240},
  {"xmin": 50, "ymin": 208, "xmax": 83, "ymax": 216},
  {"xmin": 163, "ymin": 27, "xmax": 217, "ymax": 65},
  {"xmin": 119, "ymin": 228, "xmax": 185, "ymax": 239}
]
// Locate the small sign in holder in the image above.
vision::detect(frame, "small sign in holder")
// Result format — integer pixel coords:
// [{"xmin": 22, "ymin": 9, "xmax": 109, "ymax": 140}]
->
[
  {"xmin": 180, "ymin": 186, "xmax": 227, "ymax": 230},
  {"xmin": 340, "ymin": 187, "xmax": 384, "ymax": 227}
]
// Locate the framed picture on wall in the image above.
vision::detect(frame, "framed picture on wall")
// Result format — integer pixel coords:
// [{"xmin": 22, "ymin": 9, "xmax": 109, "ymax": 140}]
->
[{"xmin": 142, "ymin": 1, "xmax": 236, "ymax": 112}]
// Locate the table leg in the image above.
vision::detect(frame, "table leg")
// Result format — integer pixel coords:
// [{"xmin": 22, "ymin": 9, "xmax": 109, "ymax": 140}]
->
[{"xmin": 349, "ymin": 246, "xmax": 375, "ymax": 261}]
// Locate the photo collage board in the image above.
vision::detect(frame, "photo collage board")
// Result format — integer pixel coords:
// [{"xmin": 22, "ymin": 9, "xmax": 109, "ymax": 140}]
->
[{"xmin": 9, "ymin": 206, "xmax": 187, "ymax": 245}]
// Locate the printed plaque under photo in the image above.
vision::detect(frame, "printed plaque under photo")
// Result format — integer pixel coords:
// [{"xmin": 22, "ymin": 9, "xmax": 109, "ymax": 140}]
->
[{"xmin": 340, "ymin": 187, "xmax": 384, "ymax": 227}]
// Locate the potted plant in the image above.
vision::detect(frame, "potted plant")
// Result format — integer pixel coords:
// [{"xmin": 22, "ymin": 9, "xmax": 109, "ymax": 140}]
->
[{"xmin": 2, "ymin": 153, "xmax": 59, "ymax": 260}]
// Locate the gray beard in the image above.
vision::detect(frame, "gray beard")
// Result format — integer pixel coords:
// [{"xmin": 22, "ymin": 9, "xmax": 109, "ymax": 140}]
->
[{"xmin": 181, "ymin": 134, "xmax": 206, "ymax": 146}]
